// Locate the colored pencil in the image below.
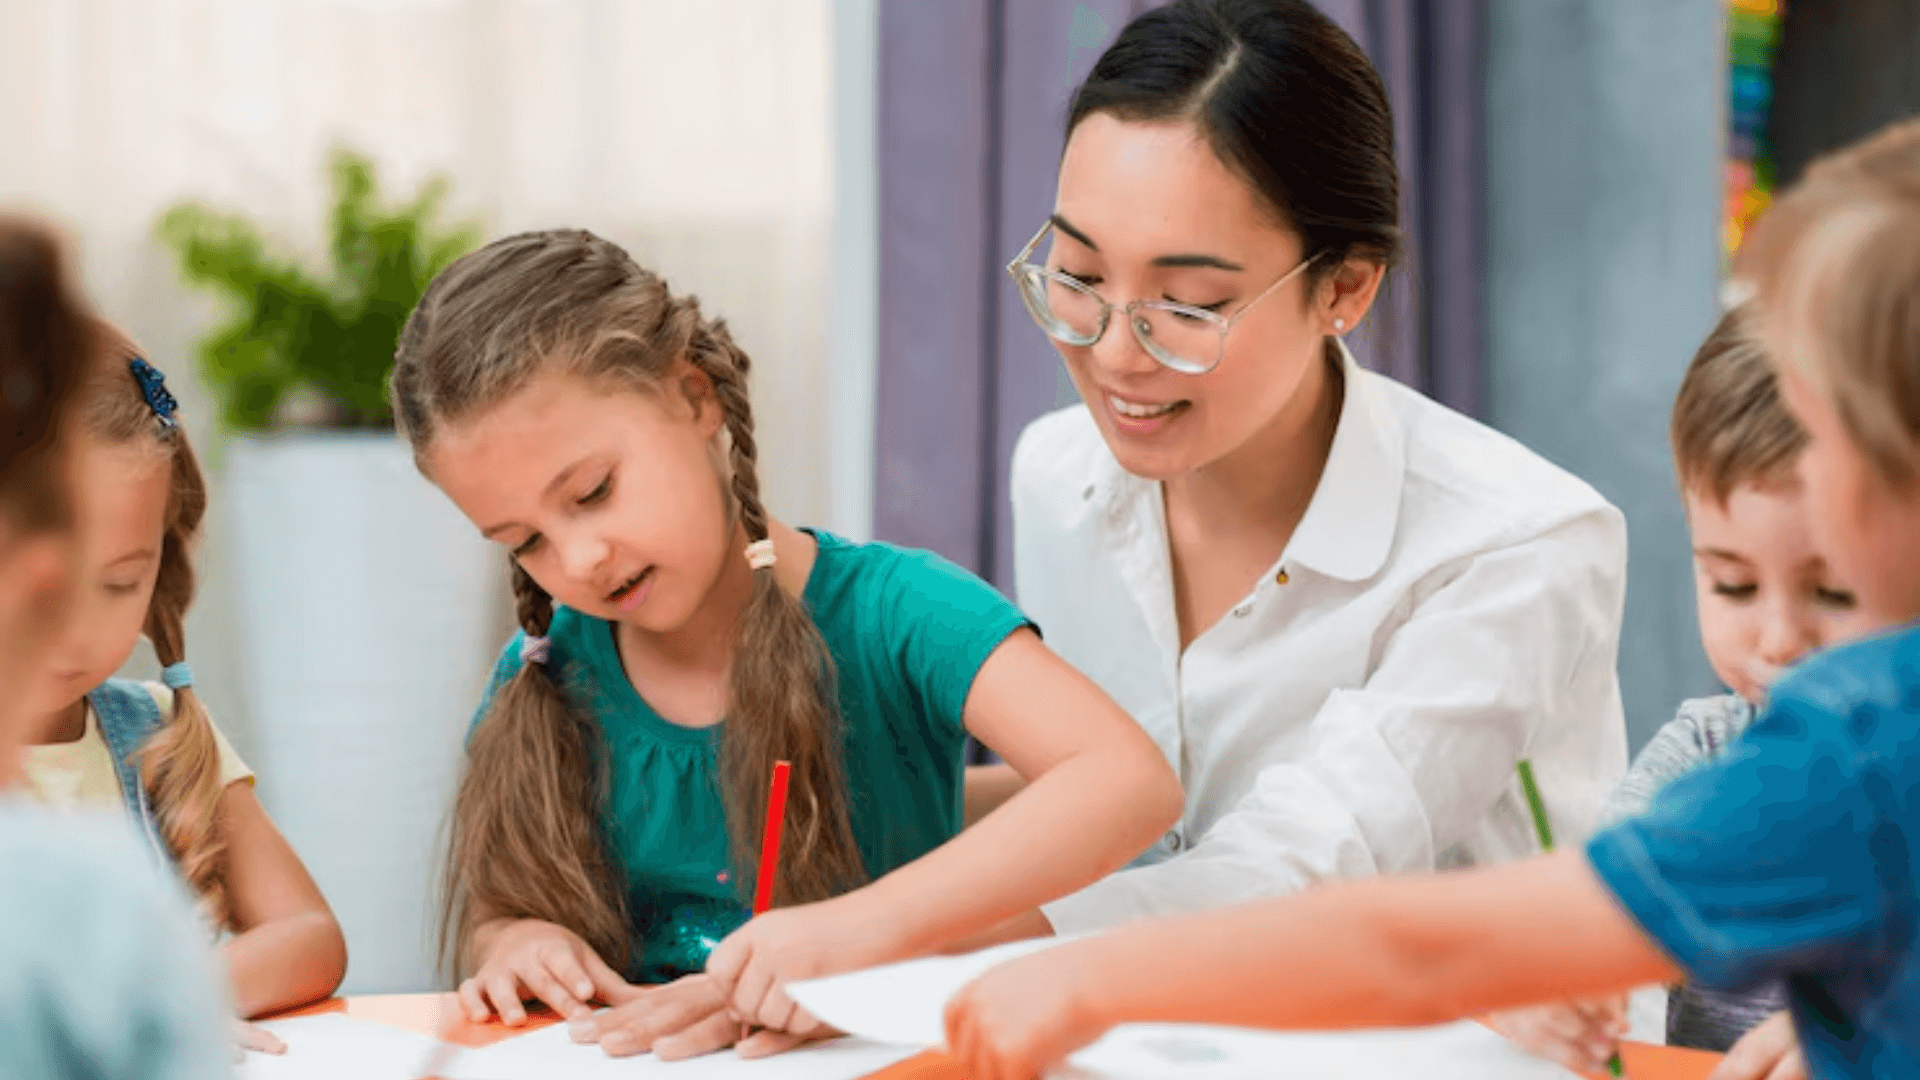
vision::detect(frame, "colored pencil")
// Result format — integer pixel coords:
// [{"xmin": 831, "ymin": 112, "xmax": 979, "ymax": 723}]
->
[
  {"xmin": 741, "ymin": 760, "xmax": 793, "ymax": 1046},
  {"xmin": 755, "ymin": 760, "xmax": 793, "ymax": 916},
  {"xmin": 1517, "ymin": 759, "xmax": 1625, "ymax": 1079}
]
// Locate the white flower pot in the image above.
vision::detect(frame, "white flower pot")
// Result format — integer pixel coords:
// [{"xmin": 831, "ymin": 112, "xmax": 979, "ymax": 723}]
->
[{"xmin": 226, "ymin": 433, "xmax": 497, "ymax": 994}]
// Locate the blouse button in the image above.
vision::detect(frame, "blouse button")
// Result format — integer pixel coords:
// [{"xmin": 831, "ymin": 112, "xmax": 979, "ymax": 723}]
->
[
  {"xmin": 1232, "ymin": 603, "xmax": 1251, "ymax": 618},
  {"xmin": 1275, "ymin": 567, "xmax": 1289, "ymax": 585},
  {"xmin": 1164, "ymin": 830, "xmax": 1184, "ymax": 852}
]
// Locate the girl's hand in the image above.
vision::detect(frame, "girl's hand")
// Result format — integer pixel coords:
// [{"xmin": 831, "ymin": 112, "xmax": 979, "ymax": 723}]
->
[
  {"xmin": 944, "ymin": 947, "xmax": 1109, "ymax": 1080},
  {"xmin": 458, "ymin": 918, "xmax": 637, "ymax": 1025},
  {"xmin": 1709, "ymin": 1012, "xmax": 1805, "ymax": 1080},
  {"xmin": 1484, "ymin": 997, "xmax": 1626, "ymax": 1075},
  {"xmin": 570, "ymin": 974, "xmax": 825, "ymax": 1062},
  {"xmin": 706, "ymin": 895, "xmax": 907, "ymax": 1036},
  {"xmin": 231, "ymin": 1018, "xmax": 287, "ymax": 1059}
]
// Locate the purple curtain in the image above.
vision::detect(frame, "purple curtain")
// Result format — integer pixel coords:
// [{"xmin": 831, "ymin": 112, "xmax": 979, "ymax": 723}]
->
[{"xmin": 874, "ymin": 0, "xmax": 1486, "ymax": 591}]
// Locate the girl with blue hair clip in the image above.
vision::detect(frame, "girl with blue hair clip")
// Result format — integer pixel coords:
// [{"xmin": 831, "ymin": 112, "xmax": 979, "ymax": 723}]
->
[{"xmin": 18, "ymin": 322, "xmax": 347, "ymax": 1053}]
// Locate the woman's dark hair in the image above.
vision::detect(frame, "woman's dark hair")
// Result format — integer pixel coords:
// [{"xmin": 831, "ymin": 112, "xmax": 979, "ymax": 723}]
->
[{"xmin": 1069, "ymin": 0, "xmax": 1402, "ymax": 284}]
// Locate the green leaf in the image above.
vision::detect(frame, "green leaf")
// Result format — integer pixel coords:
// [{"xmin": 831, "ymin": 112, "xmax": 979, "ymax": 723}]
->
[{"xmin": 156, "ymin": 145, "xmax": 483, "ymax": 431}]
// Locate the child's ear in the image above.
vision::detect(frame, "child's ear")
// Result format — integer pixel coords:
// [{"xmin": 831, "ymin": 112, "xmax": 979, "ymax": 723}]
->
[{"xmin": 675, "ymin": 363, "xmax": 725, "ymax": 438}]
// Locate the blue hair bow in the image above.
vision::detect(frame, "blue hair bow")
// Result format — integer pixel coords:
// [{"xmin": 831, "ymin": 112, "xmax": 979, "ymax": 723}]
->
[{"xmin": 129, "ymin": 358, "xmax": 179, "ymax": 430}]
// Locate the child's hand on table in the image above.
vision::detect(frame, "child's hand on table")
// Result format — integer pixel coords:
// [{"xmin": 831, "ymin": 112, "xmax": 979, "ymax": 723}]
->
[
  {"xmin": 231, "ymin": 1018, "xmax": 287, "ymax": 1059},
  {"xmin": 944, "ymin": 942, "xmax": 1109, "ymax": 1080},
  {"xmin": 1709, "ymin": 1012, "xmax": 1804, "ymax": 1080},
  {"xmin": 459, "ymin": 918, "xmax": 639, "ymax": 1025},
  {"xmin": 706, "ymin": 893, "xmax": 908, "ymax": 1038},
  {"xmin": 1485, "ymin": 996, "xmax": 1627, "ymax": 1075},
  {"xmin": 568, "ymin": 973, "xmax": 830, "ymax": 1061}
]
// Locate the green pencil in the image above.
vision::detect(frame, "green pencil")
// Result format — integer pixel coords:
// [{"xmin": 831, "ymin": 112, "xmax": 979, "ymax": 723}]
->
[{"xmin": 1516, "ymin": 759, "xmax": 1625, "ymax": 1079}]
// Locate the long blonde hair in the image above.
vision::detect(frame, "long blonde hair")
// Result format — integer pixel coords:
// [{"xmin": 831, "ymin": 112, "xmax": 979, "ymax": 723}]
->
[
  {"xmin": 394, "ymin": 230, "xmax": 865, "ymax": 975},
  {"xmin": 79, "ymin": 323, "xmax": 228, "ymax": 926}
]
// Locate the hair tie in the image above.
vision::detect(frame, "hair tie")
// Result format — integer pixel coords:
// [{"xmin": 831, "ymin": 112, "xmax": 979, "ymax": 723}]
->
[
  {"xmin": 160, "ymin": 662, "xmax": 194, "ymax": 690},
  {"xmin": 128, "ymin": 358, "xmax": 179, "ymax": 431},
  {"xmin": 745, "ymin": 538, "xmax": 776, "ymax": 570},
  {"xmin": 520, "ymin": 635, "xmax": 552, "ymax": 665}
]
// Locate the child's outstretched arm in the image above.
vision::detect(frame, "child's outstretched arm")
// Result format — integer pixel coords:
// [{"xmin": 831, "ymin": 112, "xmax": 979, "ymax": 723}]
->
[
  {"xmin": 217, "ymin": 781, "xmax": 349, "ymax": 1018},
  {"xmin": 709, "ymin": 628, "xmax": 1181, "ymax": 1035},
  {"xmin": 944, "ymin": 848, "xmax": 1680, "ymax": 1080}
]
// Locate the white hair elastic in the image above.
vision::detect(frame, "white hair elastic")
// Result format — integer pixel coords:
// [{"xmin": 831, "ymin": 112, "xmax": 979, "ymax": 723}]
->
[{"xmin": 745, "ymin": 538, "xmax": 777, "ymax": 570}]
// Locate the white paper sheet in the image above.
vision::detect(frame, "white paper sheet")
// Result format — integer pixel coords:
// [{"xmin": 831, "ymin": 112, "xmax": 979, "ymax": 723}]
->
[
  {"xmin": 443, "ymin": 1022, "xmax": 919, "ymax": 1080},
  {"xmin": 236, "ymin": 1012, "xmax": 454, "ymax": 1080},
  {"xmin": 786, "ymin": 938, "xmax": 1070, "ymax": 1046},
  {"xmin": 789, "ymin": 942, "xmax": 1583, "ymax": 1080},
  {"xmin": 1056, "ymin": 1021, "xmax": 1583, "ymax": 1080}
]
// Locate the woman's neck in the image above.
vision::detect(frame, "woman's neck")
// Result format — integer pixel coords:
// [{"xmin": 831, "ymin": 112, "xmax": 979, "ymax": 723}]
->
[{"xmin": 1165, "ymin": 342, "xmax": 1344, "ymax": 538}]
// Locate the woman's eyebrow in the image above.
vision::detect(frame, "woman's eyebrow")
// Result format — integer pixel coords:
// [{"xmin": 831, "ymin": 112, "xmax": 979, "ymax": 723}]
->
[{"xmin": 1048, "ymin": 214, "xmax": 1244, "ymax": 271}]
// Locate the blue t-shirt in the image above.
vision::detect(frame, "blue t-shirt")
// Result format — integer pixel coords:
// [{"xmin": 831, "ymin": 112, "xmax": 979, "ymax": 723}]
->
[
  {"xmin": 1587, "ymin": 624, "xmax": 1920, "ymax": 1078},
  {"xmin": 0, "ymin": 800, "xmax": 230, "ymax": 1080},
  {"xmin": 476, "ymin": 529, "xmax": 1032, "ymax": 982}
]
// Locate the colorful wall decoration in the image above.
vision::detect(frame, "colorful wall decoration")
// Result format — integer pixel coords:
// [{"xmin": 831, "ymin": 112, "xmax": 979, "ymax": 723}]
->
[{"xmin": 1725, "ymin": 0, "xmax": 1785, "ymax": 260}]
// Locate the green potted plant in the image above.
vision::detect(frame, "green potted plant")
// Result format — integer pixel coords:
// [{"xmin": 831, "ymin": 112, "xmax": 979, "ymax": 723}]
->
[{"xmin": 157, "ymin": 150, "xmax": 496, "ymax": 994}]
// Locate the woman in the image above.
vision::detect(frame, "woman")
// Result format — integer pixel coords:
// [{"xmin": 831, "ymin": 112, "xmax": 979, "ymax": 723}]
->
[{"xmin": 968, "ymin": 0, "xmax": 1628, "ymax": 937}]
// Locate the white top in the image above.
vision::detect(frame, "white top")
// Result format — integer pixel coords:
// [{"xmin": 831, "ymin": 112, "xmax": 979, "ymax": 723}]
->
[{"xmin": 1014, "ymin": 343, "xmax": 1630, "ymax": 932}]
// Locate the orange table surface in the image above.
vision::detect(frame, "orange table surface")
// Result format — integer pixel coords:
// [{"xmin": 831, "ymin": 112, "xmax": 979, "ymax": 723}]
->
[{"xmin": 275, "ymin": 994, "xmax": 1724, "ymax": 1080}]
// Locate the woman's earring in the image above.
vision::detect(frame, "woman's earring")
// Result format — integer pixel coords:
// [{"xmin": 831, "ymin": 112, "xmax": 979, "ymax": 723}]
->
[{"xmin": 1333, "ymin": 317, "xmax": 1346, "ymax": 334}]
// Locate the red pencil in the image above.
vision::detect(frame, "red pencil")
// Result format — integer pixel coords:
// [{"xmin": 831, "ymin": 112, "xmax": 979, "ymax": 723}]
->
[
  {"xmin": 754, "ymin": 760, "xmax": 793, "ymax": 915},
  {"xmin": 741, "ymin": 760, "xmax": 793, "ymax": 1045}
]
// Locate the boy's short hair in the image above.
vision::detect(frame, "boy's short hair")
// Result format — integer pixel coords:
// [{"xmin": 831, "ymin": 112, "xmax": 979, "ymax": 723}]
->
[
  {"xmin": 1737, "ymin": 118, "xmax": 1920, "ymax": 488},
  {"xmin": 1671, "ymin": 302, "xmax": 1806, "ymax": 507}
]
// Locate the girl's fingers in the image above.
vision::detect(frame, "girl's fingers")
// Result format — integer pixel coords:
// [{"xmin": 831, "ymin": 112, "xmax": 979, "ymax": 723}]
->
[
  {"xmin": 736, "ymin": 1027, "xmax": 809, "ymax": 1059},
  {"xmin": 233, "ymin": 1020, "xmax": 287, "ymax": 1055},
  {"xmin": 756, "ymin": 985, "xmax": 800, "ymax": 1033},
  {"xmin": 728, "ymin": 960, "xmax": 777, "ymax": 1032},
  {"xmin": 484, "ymin": 971, "xmax": 528, "ymax": 1026},
  {"xmin": 579, "ymin": 945, "xmax": 641, "ymax": 1005},
  {"xmin": 457, "ymin": 977, "xmax": 492, "ymax": 1023},
  {"xmin": 652, "ymin": 1009, "xmax": 741, "ymax": 1062},
  {"xmin": 519, "ymin": 957, "xmax": 583, "ymax": 1020}
]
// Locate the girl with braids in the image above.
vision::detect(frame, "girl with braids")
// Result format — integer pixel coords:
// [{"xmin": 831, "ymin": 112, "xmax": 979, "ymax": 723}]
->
[
  {"xmin": 19, "ymin": 323, "xmax": 347, "ymax": 1047},
  {"xmin": 395, "ymin": 228, "xmax": 1181, "ymax": 1061},
  {"xmin": 0, "ymin": 217, "xmax": 230, "ymax": 1079}
]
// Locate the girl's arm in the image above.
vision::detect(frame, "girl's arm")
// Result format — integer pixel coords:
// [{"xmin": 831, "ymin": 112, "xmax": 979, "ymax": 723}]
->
[
  {"xmin": 217, "ymin": 781, "xmax": 348, "ymax": 1018},
  {"xmin": 945, "ymin": 849, "xmax": 1680, "ymax": 1079},
  {"xmin": 708, "ymin": 629, "xmax": 1181, "ymax": 1028},
  {"xmin": 963, "ymin": 764, "xmax": 1027, "ymax": 828},
  {"xmin": 850, "ymin": 628, "xmax": 1180, "ymax": 953}
]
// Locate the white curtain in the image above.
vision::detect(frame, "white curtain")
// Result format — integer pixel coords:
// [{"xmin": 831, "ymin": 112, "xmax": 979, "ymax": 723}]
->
[{"xmin": 0, "ymin": 0, "xmax": 838, "ymax": 991}]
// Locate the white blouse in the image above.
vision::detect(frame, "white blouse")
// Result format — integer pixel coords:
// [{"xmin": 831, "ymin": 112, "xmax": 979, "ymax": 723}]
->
[{"xmin": 1015, "ymin": 343, "xmax": 1630, "ymax": 932}]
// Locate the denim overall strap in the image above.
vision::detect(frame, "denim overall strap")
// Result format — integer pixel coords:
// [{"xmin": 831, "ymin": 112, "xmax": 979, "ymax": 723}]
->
[{"xmin": 85, "ymin": 679, "xmax": 170, "ymax": 866}]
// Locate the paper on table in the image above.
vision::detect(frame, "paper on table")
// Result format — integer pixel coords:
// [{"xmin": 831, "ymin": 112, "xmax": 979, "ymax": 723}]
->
[
  {"xmin": 785, "ymin": 938, "xmax": 1071, "ymax": 1046},
  {"xmin": 1056, "ymin": 1021, "xmax": 1585, "ymax": 1080},
  {"xmin": 237, "ymin": 1012, "xmax": 455, "ymax": 1080},
  {"xmin": 443, "ymin": 1021, "xmax": 919, "ymax": 1080},
  {"xmin": 788, "ymin": 941, "xmax": 1581, "ymax": 1080}
]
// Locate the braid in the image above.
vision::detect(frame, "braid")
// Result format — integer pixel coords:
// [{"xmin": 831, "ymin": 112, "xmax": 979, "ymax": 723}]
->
[
  {"xmin": 512, "ymin": 560, "xmax": 555, "ymax": 636},
  {"xmin": 135, "ymin": 438, "xmax": 230, "ymax": 926},
  {"xmin": 680, "ymin": 307, "xmax": 867, "ymax": 905}
]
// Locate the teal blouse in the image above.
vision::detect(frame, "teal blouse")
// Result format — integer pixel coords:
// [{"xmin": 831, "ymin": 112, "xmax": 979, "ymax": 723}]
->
[{"xmin": 475, "ymin": 529, "xmax": 1031, "ymax": 983}]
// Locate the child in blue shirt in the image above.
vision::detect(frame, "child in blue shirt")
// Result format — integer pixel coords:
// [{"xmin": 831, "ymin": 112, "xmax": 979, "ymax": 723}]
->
[{"xmin": 942, "ymin": 118, "xmax": 1920, "ymax": 1080}]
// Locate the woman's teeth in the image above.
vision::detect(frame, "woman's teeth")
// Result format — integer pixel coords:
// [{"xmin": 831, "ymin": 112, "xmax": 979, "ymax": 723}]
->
[{"xmin": 1110, "ymin": 395, "xmax": 1183, "ymax": 420}]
